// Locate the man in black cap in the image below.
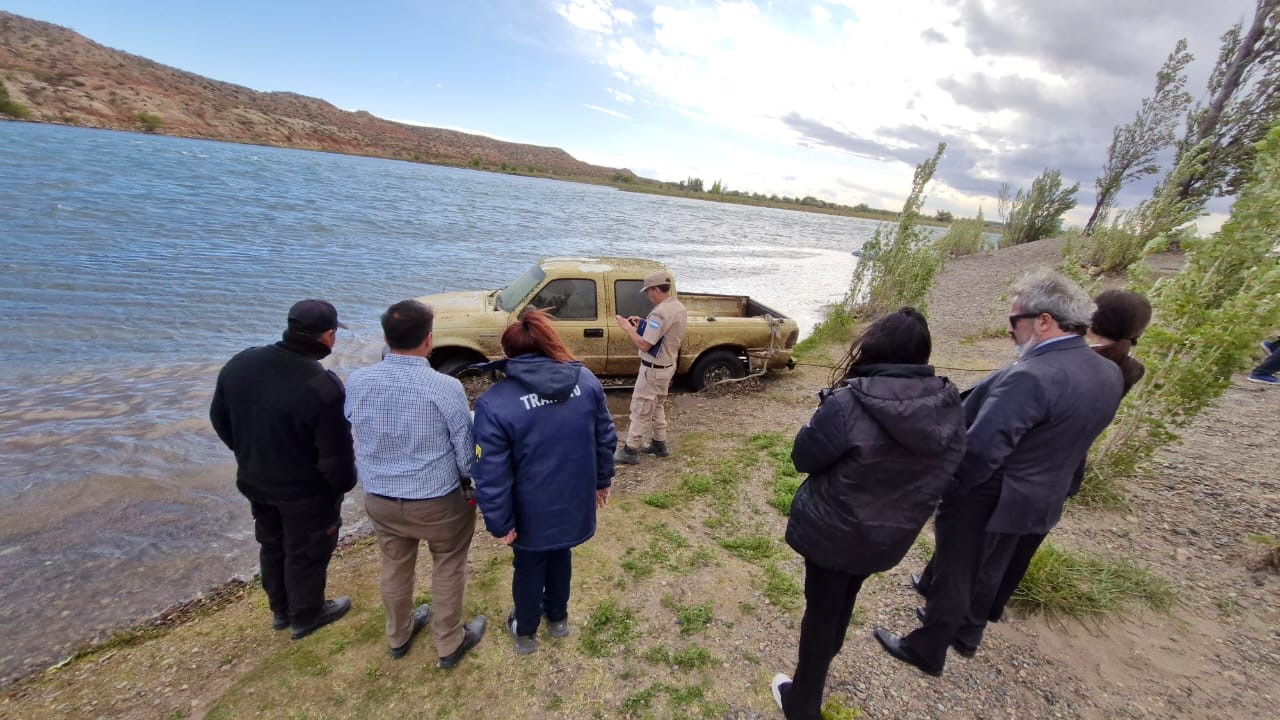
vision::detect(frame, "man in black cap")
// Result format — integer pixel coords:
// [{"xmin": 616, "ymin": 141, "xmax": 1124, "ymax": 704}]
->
[{"xmin": 210, "ymin": 299, "xmax": 358, "ymax": 639}]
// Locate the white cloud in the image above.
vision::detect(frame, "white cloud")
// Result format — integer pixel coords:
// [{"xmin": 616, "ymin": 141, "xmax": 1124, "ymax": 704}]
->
[
  {"xmin": 557, "ymin": 0, "xmax": 636, "ymax": 35},
  {"xmin": 607, "ymin": 88, "xmax": 635, "ymax": 104},
  {"xmin": 556, "ymin": 0, "xmax": 1258, "ymax": 226},
  {"xmin": 584, "ymin": 103, "xmax": 632, "ymax": 120}
]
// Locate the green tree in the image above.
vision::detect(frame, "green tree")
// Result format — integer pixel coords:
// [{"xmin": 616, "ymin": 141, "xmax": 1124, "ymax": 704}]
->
[
  {"xmin": 999, "ymin": 169, "xmax": 1080, "ymax": 247},
  {"xmin": 936, "ymin": 208, "xmax": 986, "ymax": 257},
  {"xmin": 1082, "ymin": 120, "xmax": 1280, "ymax": 504},
  {"xmin": 844, "ymin": 142, "xmax": 947, "ymax": 318},
  {"xmin": 1173, "ymin": 0, "xmax": 1280, "ymax": 204},
  {"xmin": 1084, "ymin": 39, "xmax": 1193, "ymax": 234},
  {"xmin": 135, "ymin": 112, "xmax": 162, "ymax": 132},
  {"xmin": 0, "ymin": 80, "xmax": 31, "ymax": 119}
]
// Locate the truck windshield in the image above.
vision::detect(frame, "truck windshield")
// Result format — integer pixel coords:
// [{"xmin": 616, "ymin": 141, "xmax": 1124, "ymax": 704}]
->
[{"xmin": 496, "ymin": 265, "xmax": 547, "ymax": 312}]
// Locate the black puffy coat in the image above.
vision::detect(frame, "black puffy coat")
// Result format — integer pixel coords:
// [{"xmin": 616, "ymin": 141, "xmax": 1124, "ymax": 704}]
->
[{"xmin": 785, "ymin": 364, "xmax": 966, "ymax": 575}]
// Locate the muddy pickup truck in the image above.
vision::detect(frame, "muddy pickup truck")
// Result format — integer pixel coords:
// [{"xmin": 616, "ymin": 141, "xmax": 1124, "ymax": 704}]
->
[{"xmin": 414, "ymin": 257, "xmax": 799, "ymax": 390}]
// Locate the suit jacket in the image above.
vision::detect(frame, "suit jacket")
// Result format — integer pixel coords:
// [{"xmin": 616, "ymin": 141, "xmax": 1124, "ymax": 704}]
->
[{"xmin": 955, "ymin": 335, "xmax": 1123, "ymax": 534}]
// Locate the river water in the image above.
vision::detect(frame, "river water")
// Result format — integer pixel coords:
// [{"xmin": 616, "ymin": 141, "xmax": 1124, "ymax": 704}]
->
[{"xmin": 0, "ymin": 121, "xmax": 882, "ymax": 683}]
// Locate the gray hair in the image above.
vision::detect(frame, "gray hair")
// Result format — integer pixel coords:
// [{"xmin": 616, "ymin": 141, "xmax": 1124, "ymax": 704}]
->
[{"xmin": 1009, "ymin": 268, "xmax": 1093, "ymax": 330}]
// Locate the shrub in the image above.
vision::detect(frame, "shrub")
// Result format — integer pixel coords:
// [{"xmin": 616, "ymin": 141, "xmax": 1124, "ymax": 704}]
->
[
  {"xmin": 999, "ymin": 169, "xmax": 1079, "ymax": 247},
  {"xmin": 844, "ymin": 143, "xmax": 947, "ymax": 317},
  {"xmin": 0, "ymin": 80, "xmax": 31, "ymax": 119},
  {"xmin": 1082, "ymin": 121, "xmax": 1280, "ymax": 497},
  {"xmin": 935, "ymin": 208, "xmax": 986, "ymax": 257},
  {"xmin": 135, "ymin": 112, "xmax": 162, "ymax": 132}
]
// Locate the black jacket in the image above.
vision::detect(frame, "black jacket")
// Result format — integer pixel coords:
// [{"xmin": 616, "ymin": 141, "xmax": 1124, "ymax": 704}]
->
[
  {"xmin": 785, "ymin": 364, "xmax": 966, "ymax": 575},
  {"xmin": 210, "ymin": 333, "xmax": 357, "ymax": 502}
]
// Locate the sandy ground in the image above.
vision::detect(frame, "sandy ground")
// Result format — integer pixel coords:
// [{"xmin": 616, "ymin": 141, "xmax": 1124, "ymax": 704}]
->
[{"xmin": 2, "ymin": 237, "xmax": 1277, "ymax": 719}]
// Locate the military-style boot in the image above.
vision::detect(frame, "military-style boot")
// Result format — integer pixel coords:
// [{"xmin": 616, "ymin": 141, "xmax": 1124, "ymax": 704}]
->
[
  {"xmin": 641, "ymin": 440, "xmax": 670, "ymax": 458},
  {"xmin": 613, "ymin": 444, "xmax": 640, "ymax": 465}
]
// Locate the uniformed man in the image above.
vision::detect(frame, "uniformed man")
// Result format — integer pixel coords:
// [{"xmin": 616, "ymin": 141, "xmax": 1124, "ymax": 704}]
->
[{"xmin": 613, "ymin": 270, "xmax": 688, "ymax": 464}]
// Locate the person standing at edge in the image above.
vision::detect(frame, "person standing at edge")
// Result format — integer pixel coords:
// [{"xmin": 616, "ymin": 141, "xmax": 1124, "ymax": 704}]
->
[
  {"xmin": 471, "ymin": 310, "xmax": 616, "ymax": 655},
  {"xmin": 873, "ymin": 270, "xmax": 1124, "ymax": 677},
  {"xmin": 613, "ymin": 269, "xmax": 688, "ymax": 464},
  {"xmin": 770, "ymin": 308, "xmax": 966, "ymax": 720},
  {"xmin": 344, "ymin": 300, "xmax": 486, "ymax": 668},
  {"xmin": 210, "ymin": 299, "xmax": 356, "ymax": 640}
]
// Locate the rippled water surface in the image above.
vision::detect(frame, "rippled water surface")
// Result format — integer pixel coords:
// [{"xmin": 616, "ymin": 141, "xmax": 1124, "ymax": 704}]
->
[{"xmin": 0, "ymin": 122, "xmax": 883, "ymax": 683}]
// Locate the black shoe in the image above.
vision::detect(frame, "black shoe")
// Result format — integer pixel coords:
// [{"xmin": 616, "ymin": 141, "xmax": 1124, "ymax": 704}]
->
[
  {"xmin": 873, "ymin": 628, "xmax": 942, "ymax": 677},
  {"xmin": 641, "ymin": 440, "xmax": 670, "ymax": 458},
  {"xmin": 389, "ymin": 604, "xmax": 432, "ymax": 659},
  {"xmin": 951, "ymin": 639, "xmax": 978, "ymax": 659},
  {"xmin": 910, "ymin": 573, "xmax": 928, "ymax": 597},
  {"xmin": 272, "ymin": 612, "xmax": 290, "ymax": 631},
  {"xmin": 290, "ymin": 597, "xmax": 352, "ymax": 640},
  {"xmin": 613, "ymin": 445, "xmax": 640, "ymax": 465},
  {"xmin": 912, "ymin": 608, "xmax": 977, "ymax": 658},
  {"xmin": 438, "ymin": 615, "xmax": 487, "ymax": 669}
]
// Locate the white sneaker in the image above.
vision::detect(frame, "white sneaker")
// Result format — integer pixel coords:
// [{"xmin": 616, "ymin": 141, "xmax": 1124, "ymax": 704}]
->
[{"xmin": 770, "ymin": 673, "xmax": 791, "ymax": 712}]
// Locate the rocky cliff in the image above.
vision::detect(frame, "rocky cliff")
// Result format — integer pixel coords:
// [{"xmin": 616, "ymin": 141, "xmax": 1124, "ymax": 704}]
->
[{"xmin": 0, "ymin": 11, "xmax": 635, "ymax": 180}]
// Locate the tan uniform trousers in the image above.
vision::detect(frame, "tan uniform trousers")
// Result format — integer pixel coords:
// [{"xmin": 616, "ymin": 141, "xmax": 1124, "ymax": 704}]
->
[
  {"xmin": 626, "ymin": 363, "xmax": 676, "ymax": 448},
  {"xmin": 364, "ymin": 489, "xmax": 475, "ymax": 657}
]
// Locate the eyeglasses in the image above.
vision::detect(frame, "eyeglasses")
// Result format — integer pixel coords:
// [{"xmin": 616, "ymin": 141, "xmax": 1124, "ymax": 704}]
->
[{"xmin": 1008, "ymin": 312, "xmax": 1043, "ymax": 328}]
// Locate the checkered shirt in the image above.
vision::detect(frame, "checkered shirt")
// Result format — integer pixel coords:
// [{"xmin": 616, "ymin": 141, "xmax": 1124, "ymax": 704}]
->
[{"xmin": 344, "ymin": 354, "xmax": 474, "ymax": 499}]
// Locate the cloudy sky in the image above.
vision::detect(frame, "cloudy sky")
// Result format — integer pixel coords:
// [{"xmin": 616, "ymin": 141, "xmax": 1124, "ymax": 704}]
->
[{"xmin": 7, "ymin": 0, "xmax": 1261, "ymax": 226}]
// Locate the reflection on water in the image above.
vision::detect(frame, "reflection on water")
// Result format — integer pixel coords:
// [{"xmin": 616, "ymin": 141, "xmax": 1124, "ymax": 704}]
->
[{"xmin": 0, "ymin": 122, "xmax": 882, "ymax": 683}]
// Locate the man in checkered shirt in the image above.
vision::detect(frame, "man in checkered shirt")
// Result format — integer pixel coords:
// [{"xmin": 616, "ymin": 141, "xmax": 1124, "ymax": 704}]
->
[{"xmin": 345, "ymin": 300, "xmax": 487, "ymax": 668}]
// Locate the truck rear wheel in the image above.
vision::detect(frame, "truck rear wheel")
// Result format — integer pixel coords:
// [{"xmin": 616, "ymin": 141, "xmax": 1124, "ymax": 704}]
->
[{"xmin": 688, "ymin": 350, "xmax": 745, "ymax": 391}]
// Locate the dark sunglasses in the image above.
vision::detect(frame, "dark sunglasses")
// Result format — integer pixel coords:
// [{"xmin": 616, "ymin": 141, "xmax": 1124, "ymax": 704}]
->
[{"xmin": 1008, "ymin": 312, "xmax": 1043, "ymax": 328}]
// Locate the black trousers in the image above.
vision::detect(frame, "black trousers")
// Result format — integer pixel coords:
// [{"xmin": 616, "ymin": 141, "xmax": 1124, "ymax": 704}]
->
[
  {"xmin": 902, "ymin": 485, "xmax": 1000, "ymax": 671},
  {"xmin": 916, "ymin": 531, "xmax": 1046, "ymax": 623},
  {"xmin": 511, "ymin": 547, "xmax": 572, "ymax": 637},
  {"xmin": 783, "ymin": 559, "xmax": 869, "ymax": 720},
  {"xmin": 250, "ymin": 494, "xmax": 342, "ymax": 627}
]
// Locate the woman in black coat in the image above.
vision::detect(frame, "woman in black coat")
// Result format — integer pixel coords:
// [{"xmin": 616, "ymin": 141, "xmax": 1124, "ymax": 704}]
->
[{"xmin": 771, "ymin": 308, "xmax": 967, "ymax": 720}]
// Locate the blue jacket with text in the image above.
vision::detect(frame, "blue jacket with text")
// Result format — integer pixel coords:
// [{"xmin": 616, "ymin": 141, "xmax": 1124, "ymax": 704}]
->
[{"xmin": 472, "ymin": 354, "xmax": 616, "ymax": 551}]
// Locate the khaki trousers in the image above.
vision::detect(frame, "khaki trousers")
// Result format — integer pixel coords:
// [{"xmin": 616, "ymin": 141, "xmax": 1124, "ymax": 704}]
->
[
  {"xmin": 364, "ymin": 489, "xmax": 475, "ymax": 657},
  {"xmin": 626, "ymin": 364, "xmax": 676, "ymax": 448}
]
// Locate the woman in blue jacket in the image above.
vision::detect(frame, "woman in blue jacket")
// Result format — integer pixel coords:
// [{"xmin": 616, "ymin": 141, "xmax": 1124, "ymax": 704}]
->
[
  {"xmin": 472, "ymin": 310, "xmax": 616, "ymax": 655},
  {"xmin": 772, "ymin": 308, "xmax": 966, "ymax": 720}
]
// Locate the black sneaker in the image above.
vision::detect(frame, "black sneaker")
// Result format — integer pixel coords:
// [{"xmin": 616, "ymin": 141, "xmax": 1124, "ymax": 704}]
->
[
  {"xmin": 641, "ymin": 440, "xmax": 670, "ymax": 458},
  {"xmin": 271, "ymin": 612, "xmax": 290, "ymax": 631},
  {"xmin": 389, "ymin": 604, "xmax": 432, "ymax": 659},
  {"xmin": 438, "ymin": 615, "xmax": 487, "ymax": 669},
  {"xmin": 290, "ymin": 597, "xmax": 352, "ymax": 640}
]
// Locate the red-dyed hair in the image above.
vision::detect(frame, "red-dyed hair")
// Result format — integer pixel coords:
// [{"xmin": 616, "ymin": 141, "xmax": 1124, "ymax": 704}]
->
[{"xmin": 502, "ymin": 309, "xmax": 576, "ymax": 362}]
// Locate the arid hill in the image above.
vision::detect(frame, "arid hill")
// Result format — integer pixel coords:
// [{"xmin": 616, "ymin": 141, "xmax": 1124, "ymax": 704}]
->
[{"xmin": 0, "ymin": 11, "xmax": 635, "ymax": 180}]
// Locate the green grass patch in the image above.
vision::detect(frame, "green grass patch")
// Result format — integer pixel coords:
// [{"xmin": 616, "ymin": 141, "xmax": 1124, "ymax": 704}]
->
[
  {"xmin": 639, "ymin": 644, "xmax": 717, "ymax": 669},
  {"xmin": 641, "ymin": 491, "xmax": 679, "ymax": 509},
  {"xmin": 719, "ymin": 534, "xmax": 778, "ymax": 562},
  {"xmin": 619, "ymin": 682, "xmax": 725, "ymax": 718},
  {"xmin": 1072, "ymin": 467, "xmax": 1130, "ymax": 510},
  {"xmin": 761, "ymin": 562, "xmax": 803, "ymax": 610},
  {"xmin": 1011, "ymin": 541, "xmax": 1176, "ymax": 617},
  {"xmin": 750, "ymin": 432, "xmax": 803, "ymax": 515},
  {"xmin": 621, "ymin": 522, "xmax": 692, "ymax": 579},
  {"xmin": 666, "ymin": 598, "xmax": 713, "ymax": 635},
  {"xmin": 821, "ymin": 694, "xmax": 865, "ymax": 719},
  {"xmin": 579, "ymin": 599, "xmax": 640, "ymax": 657}
]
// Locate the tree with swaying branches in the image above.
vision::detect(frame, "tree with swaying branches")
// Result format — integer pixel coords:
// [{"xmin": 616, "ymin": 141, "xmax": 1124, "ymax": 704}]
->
[
  {"xmin": 999, "ymin": 169, "xmax": 1080, "ymax": 247},
  {"xmin": 1084, "ymin": 39, "xmax": 1193, "ymax": 235},
  {"xmin": 1172, "ymin": 0, "xmax": 1280, "ymax": 204}
]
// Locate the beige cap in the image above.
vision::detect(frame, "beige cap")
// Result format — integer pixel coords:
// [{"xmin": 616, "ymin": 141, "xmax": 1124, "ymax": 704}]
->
[{"xmin": 641, "ymin": 270, "xmax": 674, "ymax": 292}]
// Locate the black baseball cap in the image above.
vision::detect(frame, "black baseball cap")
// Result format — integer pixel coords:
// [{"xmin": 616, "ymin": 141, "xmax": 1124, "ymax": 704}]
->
[{"xmin": 287, "ymin": 299, "xmax": 347, "ymax": 334}]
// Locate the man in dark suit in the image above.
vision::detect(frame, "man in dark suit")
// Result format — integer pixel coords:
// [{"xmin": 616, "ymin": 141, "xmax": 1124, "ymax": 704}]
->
[{"xmin": 873, "ymin": 269, "xmax": 1124, "ymax": 676}]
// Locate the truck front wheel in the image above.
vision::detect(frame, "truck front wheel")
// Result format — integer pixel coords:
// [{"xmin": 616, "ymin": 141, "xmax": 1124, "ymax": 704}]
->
[
  {"xmin": 687, "ymin": 350, "xmax": 746, "ymax": 391},
  {"xmin": 433, "ymin": 356, "xmax": 485, "ymax": 377}
]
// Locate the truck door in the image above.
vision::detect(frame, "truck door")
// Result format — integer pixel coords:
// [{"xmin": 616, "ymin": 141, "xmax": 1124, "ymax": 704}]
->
[
  {"xmin": 523, "ymin": 278, "xmax": 608, "ymax": 368},
  {"xmin": 606, "ymin": 277, "xmax": 655, "ymax": 376}
]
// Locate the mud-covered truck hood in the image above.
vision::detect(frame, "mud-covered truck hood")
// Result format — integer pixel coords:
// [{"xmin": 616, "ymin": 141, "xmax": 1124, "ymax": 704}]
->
[{"xmin": 417, "ymin": 290, "xmax": 498, "ymax": 320}]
